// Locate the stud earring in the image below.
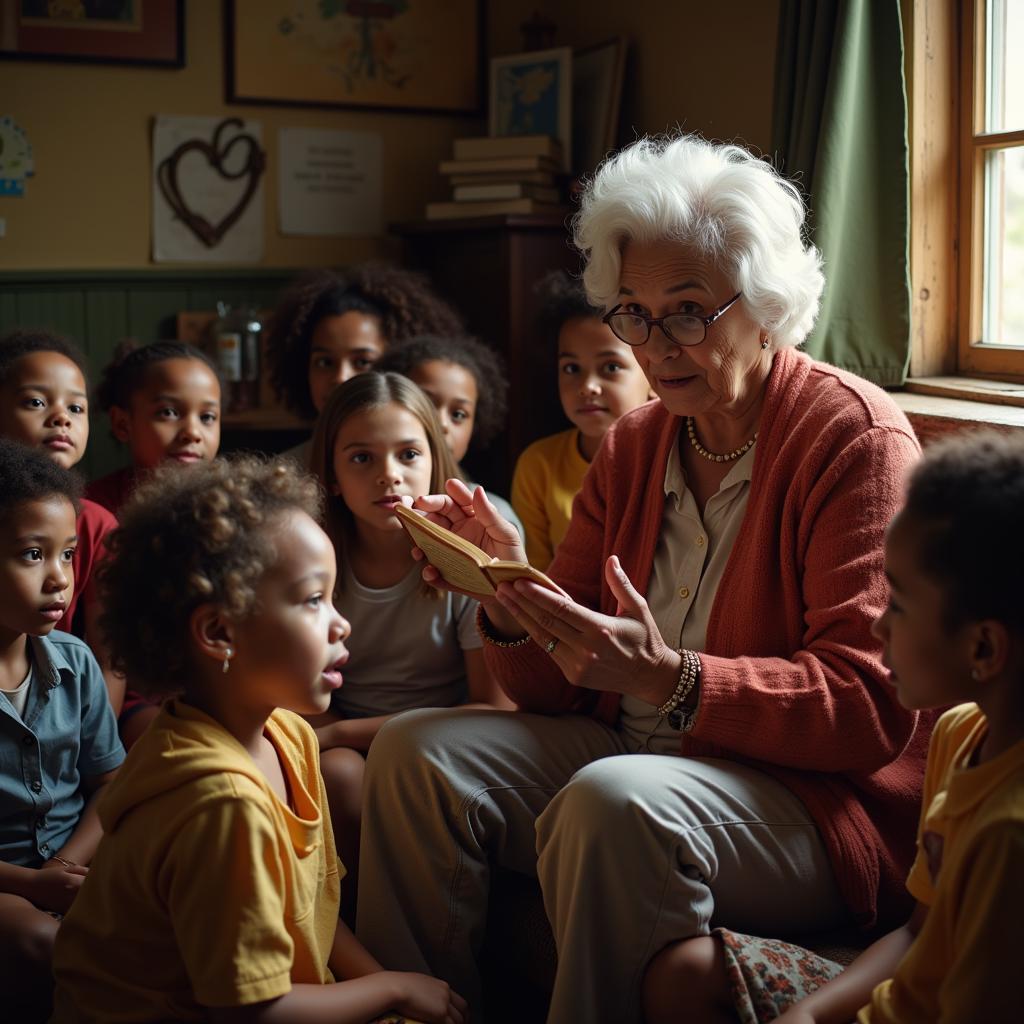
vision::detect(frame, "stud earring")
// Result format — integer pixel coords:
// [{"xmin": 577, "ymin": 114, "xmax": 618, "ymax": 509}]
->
[
  {"xmin": 223, "ymin": 647, "xmax": 233, "ymax": 674},
  {"xmin": 760, "ymin": 338, "xmax": 770, "ymax": 350},
  {"xmin": 971, "ymin": 668, "xmax": 981, "ymax": 681}
]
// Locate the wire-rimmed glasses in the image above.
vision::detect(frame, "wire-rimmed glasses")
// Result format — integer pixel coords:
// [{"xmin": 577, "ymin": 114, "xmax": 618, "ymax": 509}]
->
[{"xmin": 602, "ymin": 292, "xmax": 743, "ymax": 347}]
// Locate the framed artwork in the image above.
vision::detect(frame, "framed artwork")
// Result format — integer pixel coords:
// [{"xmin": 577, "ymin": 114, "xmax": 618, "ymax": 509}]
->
[
  {"xmin": 572, "ymin": 37, "xmax": 627, "ymax": 174},
  {"xmin": 225, "ymin": 0, "xmax": 483, "ymax": 115},
  {"xmin": 0, "ymin": 0, "xmax": 184, "ymax": 67},
  {"xmin": 489, "ymin": 46, "xmax": 572, "ymax": 170}
]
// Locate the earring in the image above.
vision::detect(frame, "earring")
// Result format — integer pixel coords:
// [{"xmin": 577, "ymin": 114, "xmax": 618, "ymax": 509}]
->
[
  {"xmin": 223, "ymin": 647, "xmax": 233, "ymax": 674},
  {"xmin": 971, "ymin": 668, "xmax": 981, "ymax": 681},
  {"xmin": 760, "ymin": 338, "xmax": 770, "ymax": 350}
]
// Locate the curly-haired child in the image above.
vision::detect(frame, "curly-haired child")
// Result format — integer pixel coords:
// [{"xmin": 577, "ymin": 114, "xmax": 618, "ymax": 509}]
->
[
  {"xmin": 266, "ymin": 264, "xmax": 464, "ymax": 467},
  {"xmin": 85, "ymin": 340, "xmax": 221, "ymax": 518},
  {"xmin": 50, "ymin": 455, "xmax": 466, "ymax": 1024},
  {"xmin": 0, "ymin": 328, "xmax": 123, "ymax": 713},
  {"xmin": 643, "ymin": 431, "xmax": 1024, "ymax": 1024},
  {"xmin": 511, "ymin": 270, "xmax": 651, "ymax": 569},
  {"xmin": 376, "ymin": 333, "xmax": 524, "ymax": 539},
  {"xmin": 0, "ymin": 440, "xmax": 123, "ymax": 1023}
]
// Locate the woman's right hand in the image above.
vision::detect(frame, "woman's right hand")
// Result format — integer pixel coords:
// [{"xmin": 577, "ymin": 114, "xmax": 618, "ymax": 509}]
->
[
  {"xmin": 410, "ymin": 480, "xmax": 531, "ymax": 640},
  {"xmin": 412, "ymin": 478, "xmax": 526, "ymax": 564},
  {"xmin": 388, "ymin": 970, "xmax": 467, "ymax": 1024}
]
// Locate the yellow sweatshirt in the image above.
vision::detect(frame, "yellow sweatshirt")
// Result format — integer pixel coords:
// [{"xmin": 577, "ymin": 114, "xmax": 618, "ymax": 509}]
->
[{"xmin": 52, "ymin": 701, "xmax": 342, "ymax": 1021}]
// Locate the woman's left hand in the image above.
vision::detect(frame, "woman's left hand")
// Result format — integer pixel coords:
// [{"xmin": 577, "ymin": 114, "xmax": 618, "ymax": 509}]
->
[{"xmin": 495, "ymin": 554, "xmax": 680, "ymax": 705}]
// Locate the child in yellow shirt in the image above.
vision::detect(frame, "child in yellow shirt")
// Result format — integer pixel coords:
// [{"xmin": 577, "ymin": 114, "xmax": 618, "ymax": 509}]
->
[
  {"xmin": 51, "ymin": 456, "xmax": 465, "ymax": 1023},
  {"xmin": 642, "ymin": 431, "xmax": 1024, "ymax": 1024},
  {"xmin": 511, "ymin": 271, "xmax": 651, "ymax": 569}
]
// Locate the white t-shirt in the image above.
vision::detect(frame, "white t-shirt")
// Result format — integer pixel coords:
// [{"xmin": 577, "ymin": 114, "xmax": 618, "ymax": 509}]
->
[
  {"xmin": 0, "ymin": 666, "xmax": 32, "ymax": 720},
  {"xmin": 331, "ymin": 564, "xmax": 482, "ymax": 719}
]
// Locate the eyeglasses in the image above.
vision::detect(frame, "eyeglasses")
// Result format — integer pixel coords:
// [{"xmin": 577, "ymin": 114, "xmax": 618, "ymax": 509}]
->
[{"xmin": 602, "ymin": 292, "xmax": 743, "ymax": 348}]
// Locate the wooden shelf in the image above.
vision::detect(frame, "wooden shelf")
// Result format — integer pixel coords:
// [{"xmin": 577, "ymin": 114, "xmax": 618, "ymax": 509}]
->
[
  {"xmin": 222, "ymin": 408, "xmax": 309, "ymax": 431},
  {"xmin": 391, "ymin": 212, "xmax": 573, "ymax": 235}
]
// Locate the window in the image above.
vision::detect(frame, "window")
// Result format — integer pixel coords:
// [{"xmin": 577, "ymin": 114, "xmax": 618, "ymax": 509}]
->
[
  {"xmin": 958, "ymin": 0, "xmax": 1024, "ymax": 375},
  {"xmin": 909, "ymin": 0, "xmax": 1024, "ymax": 381}
]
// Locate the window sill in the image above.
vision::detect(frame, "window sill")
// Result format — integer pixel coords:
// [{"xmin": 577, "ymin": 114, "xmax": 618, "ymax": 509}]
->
[
  {"xmin": 904, "ymin": 376, "xmax": 1024, "ymax": 408},
  {"xmin": 893, "ymin": 382, "xmax": 1024, "ymax": 446}
]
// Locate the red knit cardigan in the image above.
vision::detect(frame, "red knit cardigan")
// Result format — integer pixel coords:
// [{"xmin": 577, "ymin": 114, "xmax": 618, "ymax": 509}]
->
[{"xmin": 485, "ymin": 347, "xmax": 928, "ymax": 928}]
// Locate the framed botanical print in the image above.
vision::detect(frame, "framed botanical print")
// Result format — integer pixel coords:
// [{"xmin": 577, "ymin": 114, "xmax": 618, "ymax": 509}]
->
[{"xmin": 225, "ymin": 0, "xmax": 483, "ymax": 115}]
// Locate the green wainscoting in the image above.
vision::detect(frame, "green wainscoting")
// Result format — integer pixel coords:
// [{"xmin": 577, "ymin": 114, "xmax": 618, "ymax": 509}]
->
[{"xmin": 0, "ymin": 268, "xmax": 301, "ymax": 479}]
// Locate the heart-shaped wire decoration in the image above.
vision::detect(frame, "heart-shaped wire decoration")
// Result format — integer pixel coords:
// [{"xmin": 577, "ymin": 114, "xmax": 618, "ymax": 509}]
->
[{"xmin": 157, "ymin": 117, "xmax": 266, "ymax": 249}]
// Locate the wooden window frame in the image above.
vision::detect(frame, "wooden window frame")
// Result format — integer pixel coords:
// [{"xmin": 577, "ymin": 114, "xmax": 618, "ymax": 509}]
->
[{"xmin": 909, "ymin": 0, "xmax": 1024, "ymax": 382}]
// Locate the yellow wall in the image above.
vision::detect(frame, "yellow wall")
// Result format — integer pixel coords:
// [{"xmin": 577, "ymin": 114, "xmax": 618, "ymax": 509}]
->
[
  {"xmin": 489, "ymin": 1, "xmax": 781, "ymax": 151},
  {"xmin": 0, "ymin": 0, "xmax": 780, "ymax": 271},
  {"xmin": 0, "ymin": 0, "xmax": 483, "ymax": 269}
]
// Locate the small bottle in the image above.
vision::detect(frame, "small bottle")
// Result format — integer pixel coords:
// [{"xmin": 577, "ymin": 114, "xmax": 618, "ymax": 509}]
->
[
  {"xmin": 239, "ymin": 305, "xmax": 262, "ymax": 411},
  {"xmin": 211, "ymin": 301, "xmax": 243, "ymax": 413}
]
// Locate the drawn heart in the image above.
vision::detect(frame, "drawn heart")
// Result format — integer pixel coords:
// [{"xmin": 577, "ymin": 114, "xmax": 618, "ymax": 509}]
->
[{"xmin": 157, "ymin": 118, "xmax": 266, "ymax": 248}]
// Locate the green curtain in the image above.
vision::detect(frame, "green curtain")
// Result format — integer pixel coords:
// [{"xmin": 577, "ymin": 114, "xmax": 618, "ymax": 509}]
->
[{"xmin": 772, "ymin": 0, "xmax": 911, "ymax": 386}]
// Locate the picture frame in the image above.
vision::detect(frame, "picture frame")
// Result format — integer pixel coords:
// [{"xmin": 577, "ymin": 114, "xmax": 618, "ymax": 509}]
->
[
  {"xmin": 489, "ymin": 47, "xmax": 572, "ymax": 171},
  {"xmin": 572, "ymin": 37, "xmax": 627, "ymax": 175},
  {"xmin": 0, "ymin": 0, "xmax": 184, "ymax": 68},
  {"xmin": 225, "ymin": 0, "xmax": 483, "ymax": 116}
]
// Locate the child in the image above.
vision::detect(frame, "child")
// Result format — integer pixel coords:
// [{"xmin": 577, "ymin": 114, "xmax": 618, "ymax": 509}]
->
[
  {"xmin": 307, "ymin": 371, "xmax": 513, "ymax": 903},
  {"xmin": 0, "ymin": 329, "xmax": 123, "ymax": 712},
  {"xmin": 50, "ymin": 455, "xmax": 466, "ymax": 1024},
  {"xmin": 0, "ymin": 440, "xmax": 123, "ymax": 1022},
  {"xmin": 642, "ymin": 431, "xmax": 1024, "ymax": 1024},
  {"xmin": 511, "ymin": 270, "xmax": 651, "ymax": 569},
  {"xmin": 266, "ymin": 264, "xmax": 464, "ymax": 466},
  {"xmin": 376, "ymin": 332, "xmax": 524, "ymax": 538},
  {"xmin": 85, "ymin": 340, "xmax": 221, "ymax": 517}
]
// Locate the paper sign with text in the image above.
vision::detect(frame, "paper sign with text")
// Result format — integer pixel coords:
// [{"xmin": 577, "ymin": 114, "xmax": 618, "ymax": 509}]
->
[{"xmin": 278, "ymin": 128, "xmax": 382, "ymax": 237}]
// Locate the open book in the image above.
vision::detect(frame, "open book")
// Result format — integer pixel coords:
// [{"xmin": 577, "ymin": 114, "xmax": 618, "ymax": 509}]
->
[{"xmin": 394, "ymin": 503, "xmax": 559, "ymax": 598}]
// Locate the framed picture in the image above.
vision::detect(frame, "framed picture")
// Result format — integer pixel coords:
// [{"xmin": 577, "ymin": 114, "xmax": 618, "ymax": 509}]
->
[
  {"xmin": 0, "ymin": 0, "xmax": 184, "ymax": 67},
  {"xmin": 225, "ymin": 0, "xmax": 483, "ymax": 115},
  {"xmin": 572, "ymin": 37, "xmax": 627, "ymax": 175},
  {"xmin": 489, "ymin": 47, "xmax": 572, "ymax": 170}
]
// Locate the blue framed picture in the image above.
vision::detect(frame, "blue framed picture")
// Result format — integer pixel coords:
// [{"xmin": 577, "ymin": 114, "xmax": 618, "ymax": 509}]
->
[{"xmin": 489, "ymin": 47, "xmax": 571, "ymax": 170}]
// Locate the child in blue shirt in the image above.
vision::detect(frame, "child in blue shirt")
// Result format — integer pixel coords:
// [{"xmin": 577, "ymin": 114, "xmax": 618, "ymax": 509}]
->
[{"xmin": 0, "ymin": 439, "xmax": 124, "ymax": 1021}]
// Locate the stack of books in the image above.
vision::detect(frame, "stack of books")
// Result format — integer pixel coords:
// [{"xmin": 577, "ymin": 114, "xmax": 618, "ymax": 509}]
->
[{"xmin": 426, "ymin": 135, "xmax": 566, "ymax": 220}]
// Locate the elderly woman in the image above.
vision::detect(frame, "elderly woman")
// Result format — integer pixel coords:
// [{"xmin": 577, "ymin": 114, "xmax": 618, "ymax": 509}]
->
[{"xmin": 355, "ymin": 136, "xmax": 927, "ymax": 1024}]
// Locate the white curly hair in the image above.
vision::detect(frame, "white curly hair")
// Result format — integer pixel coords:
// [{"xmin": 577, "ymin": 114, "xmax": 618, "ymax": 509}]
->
[{"xmin": 572, "ymin": 134, "xmax": 824, "ymax": 349}]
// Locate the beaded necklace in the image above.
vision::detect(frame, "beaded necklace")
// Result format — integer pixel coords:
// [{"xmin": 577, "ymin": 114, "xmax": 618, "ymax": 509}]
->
[{"xmin": 686, "ymin": 416, "xmax": 757, "ymax": 463}]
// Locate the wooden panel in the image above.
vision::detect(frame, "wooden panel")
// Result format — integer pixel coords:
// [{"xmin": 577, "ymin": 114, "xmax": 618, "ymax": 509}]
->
[
  {"xmin": 81, "ymin": 290, "xmax": 131, "ymax": 482},
  {"xmin": 15, "ymin": 289, "xmax": 85, "ymax": 338},
  {"xmin": 83, "ymin": 290, "xmax": 130, "ymax": 363},
  {"xmin": 0, "ymin": 291, "xmax": 17, "ymax": 334},
  {"xmin": 127, "ymin": 288, "xmax": 191, "ymax": 342},
  {"xmin": 908, "ymin": 0, "xmax": 959, "ymax": 377}
]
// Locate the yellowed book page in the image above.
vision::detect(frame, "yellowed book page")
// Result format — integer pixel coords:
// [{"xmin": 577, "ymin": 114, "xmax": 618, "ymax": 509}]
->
[
  {"xmin": 419, "ymin": 537, "xmax": 496, "ymax": 597},
  {"xmin": 394, "ymin": 506, "xmax": 496, "ymax": 597},
  {"xmin": 485, "ymin": 563, "xmax": 561, "ymax": 593}
]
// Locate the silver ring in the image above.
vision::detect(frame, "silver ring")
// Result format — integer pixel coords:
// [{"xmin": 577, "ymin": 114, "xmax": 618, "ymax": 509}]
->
[{"xmin": 545, "ymin": 638, "xmax": 559, "ymax": 654}]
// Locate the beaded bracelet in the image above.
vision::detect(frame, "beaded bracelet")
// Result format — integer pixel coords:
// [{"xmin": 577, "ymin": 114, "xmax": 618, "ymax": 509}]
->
[
  {"xmin": 476, "ymin": 604, "xmax": 532, "ymax": 648},
  {"xmin": 656, "ymin": 649, "xmax": 701, "ymax": 718}
]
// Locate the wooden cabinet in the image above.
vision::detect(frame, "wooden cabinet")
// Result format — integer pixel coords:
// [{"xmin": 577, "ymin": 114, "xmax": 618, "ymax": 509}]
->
[{"xmin": 395, "ymin": 213, "xmax": 583, "ymax": 492}]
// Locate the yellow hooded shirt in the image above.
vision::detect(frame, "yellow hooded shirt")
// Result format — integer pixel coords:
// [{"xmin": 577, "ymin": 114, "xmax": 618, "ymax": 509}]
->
[
  {"xmin": 51, "ymin": 701, "xmax": 342, "ymax": 1022},
  {"xmin": 860, "ymin": 703, "xmax": 1024, "ymax": 1023}
]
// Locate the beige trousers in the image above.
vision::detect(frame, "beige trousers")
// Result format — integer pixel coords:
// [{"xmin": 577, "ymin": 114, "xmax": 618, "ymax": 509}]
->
[{"xmin": 356, "ymin": 708, "xmax": 848, "ymax": 1024}]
